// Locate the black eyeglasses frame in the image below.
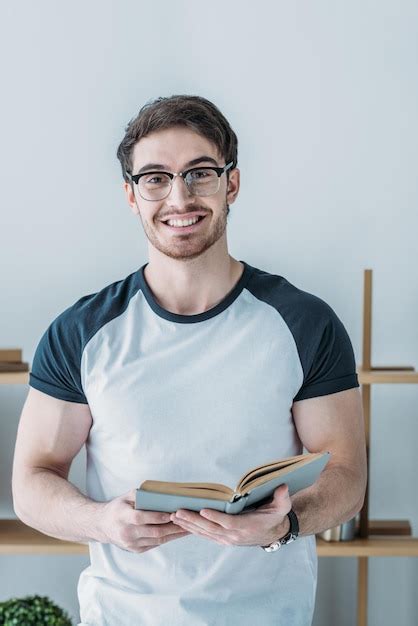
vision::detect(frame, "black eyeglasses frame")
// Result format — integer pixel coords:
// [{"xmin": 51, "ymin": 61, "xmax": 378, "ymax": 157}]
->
[{"xmin": 126, "ymin": 161, "xmax": 234, "ymax": 201}]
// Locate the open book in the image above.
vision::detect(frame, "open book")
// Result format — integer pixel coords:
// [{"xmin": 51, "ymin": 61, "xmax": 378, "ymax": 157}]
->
[{"xmin": 135, "ymin": 451, "xmax": 330, "ymax": 515}]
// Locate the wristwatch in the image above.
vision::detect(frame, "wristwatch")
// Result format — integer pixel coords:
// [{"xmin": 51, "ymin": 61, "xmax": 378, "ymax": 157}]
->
[{"xmin": 260, "ymin": 509, "xmax": 299, "ymax": 552}]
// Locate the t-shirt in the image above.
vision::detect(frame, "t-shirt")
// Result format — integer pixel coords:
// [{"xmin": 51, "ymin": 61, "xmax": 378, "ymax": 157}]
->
[{"xmin": 29, "ymin": 260, "xmax": 359, "ymax": 626}]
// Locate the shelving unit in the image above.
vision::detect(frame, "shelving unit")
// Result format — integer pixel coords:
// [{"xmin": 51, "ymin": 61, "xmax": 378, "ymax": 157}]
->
[
  {"xmin": 352, "ymin": 269, "xmax": 418, "ymax": 625},
  {"xmin": 1, "ymin": 270, "xmax": 417, "ymax": 626},
  {"xmin": 2, "ymin": 518, "xmax": 418, "ymax": 557}
]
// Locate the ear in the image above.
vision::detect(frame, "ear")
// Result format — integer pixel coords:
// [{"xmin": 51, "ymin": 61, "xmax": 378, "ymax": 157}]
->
[
  {"xmin": 226, "ymin": 167, "xmax": 240, "ymax": 205},
  {"xmin": 124, "ymin": 181, "xmax": 140, "ymax": 215}
]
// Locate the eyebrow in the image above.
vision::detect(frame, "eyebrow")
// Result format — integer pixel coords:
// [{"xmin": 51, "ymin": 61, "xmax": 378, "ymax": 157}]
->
[{"xmin": 136, "ymin": 155, "xmax": 219, "ymax": 175}]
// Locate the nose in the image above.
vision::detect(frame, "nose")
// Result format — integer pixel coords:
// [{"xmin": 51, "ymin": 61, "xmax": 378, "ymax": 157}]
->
[{"xmin": 166, "ymin": 175, "xmax": 193, "ymax": 206}]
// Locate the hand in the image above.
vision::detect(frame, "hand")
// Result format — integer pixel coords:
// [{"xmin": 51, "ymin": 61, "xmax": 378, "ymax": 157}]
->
[
  {"xmin": 100, "ymin": 488, "xmax": 191, "ymax": 553},
  {"xmin": 170, "ymin": 484, "xmax": 292, "ymax": 547}
]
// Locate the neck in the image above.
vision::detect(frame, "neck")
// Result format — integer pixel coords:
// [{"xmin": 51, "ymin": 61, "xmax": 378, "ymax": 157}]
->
[{"xmin": 143, "ymin": 253, "xmax": 244, "ymax": 316}]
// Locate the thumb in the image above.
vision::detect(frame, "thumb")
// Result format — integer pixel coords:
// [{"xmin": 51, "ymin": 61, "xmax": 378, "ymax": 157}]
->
[
  {"xmin": 121, "ymin": 488, "xmax": 137, "ymax": 505},
  {"xmin": 272, "ymin": 483, "xmax": 290, "ymax": 506},
  {"xmin": 256, "ymin": 483, "xmax": 290, "ymax": 513}
]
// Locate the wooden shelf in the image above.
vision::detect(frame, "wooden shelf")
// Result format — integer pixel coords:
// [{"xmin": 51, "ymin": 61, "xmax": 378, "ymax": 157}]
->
[
  {"xmin": 0, "ymin": 372, "xmax": 29, "ymax": 385},
  {"xmin": 0, "ymin": 520, "xmax": 87, "ymax": 555},
  {"xmin": 1, "ymin": 519, "xmax": 418, "ymax": 557},
  {"xmin": 357, "ymin": 366, "xmax": 418, "ymax": 384},
  {"xmin": 317, "ymin": 536, "xmax": 418, "ymax": 557},
  {"xmin": 5, "ymin": 365, "xmax": 414, "ymax": 387}
]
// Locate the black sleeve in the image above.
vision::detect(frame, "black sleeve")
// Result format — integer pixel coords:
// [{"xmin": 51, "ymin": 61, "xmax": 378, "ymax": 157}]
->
[
  {"xmin": 293, "ymin": 301, "xmax": 359, "ymax": 402},
  {"xmin": 29, "ymin": 307, "xmax": 88, "ymax": 404}
]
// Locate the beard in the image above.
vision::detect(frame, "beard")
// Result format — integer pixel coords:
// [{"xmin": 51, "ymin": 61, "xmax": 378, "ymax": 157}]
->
[{"xmin": 138, "ymin": 199, "xmax": 230, "ymax": 261}]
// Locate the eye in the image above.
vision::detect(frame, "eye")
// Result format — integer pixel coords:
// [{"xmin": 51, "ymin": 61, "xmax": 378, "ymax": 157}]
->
[
  {"xmin": 143, "ymin": 173, "xmax": 171, "ymax": 185},
  {"xmin": 189, "ymin": 168, "xmax": 214, "ymax": 181}
]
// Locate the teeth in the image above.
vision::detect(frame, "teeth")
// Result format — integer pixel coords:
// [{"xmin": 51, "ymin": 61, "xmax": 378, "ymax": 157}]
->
[{"xmin": 166, "ymin": 217, "xmax": 200, "ymax": 227}]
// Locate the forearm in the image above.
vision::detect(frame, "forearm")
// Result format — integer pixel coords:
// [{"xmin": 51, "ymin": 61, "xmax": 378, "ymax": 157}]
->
[
  {"xmin": 290, "ymin": 462, "xmax": 366, "ymax": 537},
  {"xmin": 13, "ymin": 469, "xmax": 107, "ymax": 544}
]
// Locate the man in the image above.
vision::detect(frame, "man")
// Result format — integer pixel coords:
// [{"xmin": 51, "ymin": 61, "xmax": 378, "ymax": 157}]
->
[{"xmin": 12, "ymin": 94, "xmax": 367, "ymax": 626}]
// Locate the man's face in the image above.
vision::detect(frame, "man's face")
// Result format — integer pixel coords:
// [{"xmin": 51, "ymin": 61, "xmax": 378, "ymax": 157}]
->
[{"xmin": 124, "ymin": 125, "xmax": 240, "ymax": 261}]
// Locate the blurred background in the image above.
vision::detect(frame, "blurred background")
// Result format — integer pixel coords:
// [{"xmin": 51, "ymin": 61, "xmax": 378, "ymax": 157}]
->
[{"xmin": 0, "ymin": 1, "xmax": 417, "ymax": 624}]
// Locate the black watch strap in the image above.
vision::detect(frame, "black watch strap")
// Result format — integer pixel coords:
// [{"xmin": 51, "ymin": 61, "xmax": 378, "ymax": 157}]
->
[{"xmin": 261, "ymin": 509, "xmax": 299, "ymax": 552}]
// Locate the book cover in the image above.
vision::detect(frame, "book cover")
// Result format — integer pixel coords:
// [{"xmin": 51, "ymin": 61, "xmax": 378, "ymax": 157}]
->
[{"xmin": 135, "ymin": 451, "xmax": 331, "ymax": 514}]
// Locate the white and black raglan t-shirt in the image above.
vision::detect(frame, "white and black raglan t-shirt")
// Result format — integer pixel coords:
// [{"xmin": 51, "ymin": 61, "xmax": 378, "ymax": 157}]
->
[{"xmin": 29, "ymin": 260, "xmax": 359, "ymax": 626}]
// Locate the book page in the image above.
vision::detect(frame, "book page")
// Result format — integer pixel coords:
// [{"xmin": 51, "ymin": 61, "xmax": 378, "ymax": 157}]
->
[
  {"xmin": 237, "ymin": 453, "xmax": 323, "ymax": 492},
  {"xmin": 140, "ymin": 480, "xmax": 233, "ymax": 500},
  {"xmin": 236, "ymin": 453, "xmax": 307, "ymax": 489}
]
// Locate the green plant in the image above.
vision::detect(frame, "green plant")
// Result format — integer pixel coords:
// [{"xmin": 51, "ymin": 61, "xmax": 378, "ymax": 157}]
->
[{"xmin": 0, "ymin": 594, "xmax": 72, "ymax": 625}]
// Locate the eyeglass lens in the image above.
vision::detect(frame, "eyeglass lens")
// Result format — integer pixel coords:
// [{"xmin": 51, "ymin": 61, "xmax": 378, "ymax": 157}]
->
[{"xmin": 138, "ymin": 168, "xmax": 220, "ymax": 201}]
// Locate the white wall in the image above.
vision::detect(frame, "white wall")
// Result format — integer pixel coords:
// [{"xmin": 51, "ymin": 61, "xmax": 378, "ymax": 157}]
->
[{"xmin": 1, "ymin": 1, "xmax": 417, "ymax": 624}]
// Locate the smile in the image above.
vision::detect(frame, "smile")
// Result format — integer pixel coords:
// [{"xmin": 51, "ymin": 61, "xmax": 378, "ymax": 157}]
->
[{"xmin": 161, "ymin": 215, "xmax": 207, "ymax": 233}]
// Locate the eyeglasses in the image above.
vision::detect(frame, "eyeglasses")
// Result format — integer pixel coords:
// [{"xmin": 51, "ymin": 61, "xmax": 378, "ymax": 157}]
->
[{"xmin": 126, "ymin": 161, "xmax": 234, "ymax": 201}]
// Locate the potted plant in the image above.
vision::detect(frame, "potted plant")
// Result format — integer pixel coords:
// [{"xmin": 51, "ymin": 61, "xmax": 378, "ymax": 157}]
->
[{"xmin": 0, "ymin": 594, "xmax": 72, "ymax": 625}]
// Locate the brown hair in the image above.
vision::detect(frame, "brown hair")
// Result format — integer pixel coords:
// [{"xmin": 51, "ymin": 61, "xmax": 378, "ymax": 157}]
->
[{"xmin": 116, "ymin": 94, "xmax": 238, "ymax": 186}]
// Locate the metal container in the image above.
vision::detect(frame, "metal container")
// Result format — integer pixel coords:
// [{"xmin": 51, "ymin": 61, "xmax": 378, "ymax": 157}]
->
[{"xmin": 318, "ymin": 515, "xmax": 358, "ymax": 541}]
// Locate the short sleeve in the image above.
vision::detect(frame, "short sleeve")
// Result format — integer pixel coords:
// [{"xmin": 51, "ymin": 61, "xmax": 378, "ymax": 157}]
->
[
  {"xmin": 29, "ymin": 308, "xmax": 88, "ymax": 404},
  {"xmin": 293, "ymin": 302, "xmax": 359, "ymax": 402}
]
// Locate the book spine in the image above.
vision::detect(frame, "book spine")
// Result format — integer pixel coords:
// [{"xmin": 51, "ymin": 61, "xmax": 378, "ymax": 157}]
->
[{"xmin": 226, "ymin": 493, "xmax": 250, "ymax": 514}]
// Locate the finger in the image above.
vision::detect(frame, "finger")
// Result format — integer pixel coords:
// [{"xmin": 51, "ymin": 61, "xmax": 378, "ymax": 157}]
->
[
  {"xmin": 136, "ymin": 522, "xmax": 188, "ymax": 539},
  {"xmin": 173, "ymin": 508, "xmax": 236, "ymax": 530},
  {"xmin": 130, "ymin": 509, "xmax": 172, "ymax": 525},
  {"xmin": 187, "ymin": 529, "xmax": 230, "ymax": 545},
  {"xmin": 274, "ymin": 483, "xmax": 290, "ymax": 499},
  {"xmin": 172, "ymin": 510, "xmax": 233, "ymax": 533},
  {"xmin": 123, "ymin": 488, "xmax": 138, "ymax": 504},
  {"xmin": 172, "ymin": 518, "xmax": 229, "ymax": 539},
  {"xmin": 165, "ymin": 531, "xmax": 191, "ymax": 541},
  {"xmin": 198, "ymin": 509, "xmax": 244, "ymax": 530},
  {"xmin": 255, "ymin": 484, "xmax": 290, "ymax": 512},
  {"xmin": 128, "ymin": 530, "xmax": 191, "ymax": 552},
  {"xmin": 161, "ymin": 528, "xmax": 192, "ymax": 539},
  {"xmin": 173, "ymin": 521, "xmax": 228, "ymax": 544},
  {"xmin": 123, "ymin": 491, "xmax": 172, "ymax": 523},
  {"xmin": 271, "ymin": 484, "xmax": 291, "ymax": 509},
  {"xmin": 146, "ymin": 522, "xmax": 190, "ymax": 536}
]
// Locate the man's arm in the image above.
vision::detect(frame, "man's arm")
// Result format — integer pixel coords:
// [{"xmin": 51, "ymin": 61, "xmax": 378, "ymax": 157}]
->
[
  {"xmin": 12, "ymin": 387, "xmax": 108, "ymax": 543},
  {"xmin": 12, "ymin": 387, "xmax": 189, "ymax": 551},
  {"xmin": 169, "ymin": 387, "xmax": 368, "ymax": 546},
  {"xmin": 290, "ymin": 386, "xmax": 368, "ymax": 536}
]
